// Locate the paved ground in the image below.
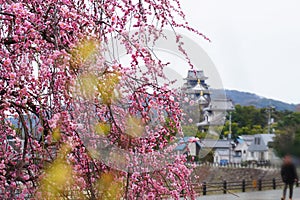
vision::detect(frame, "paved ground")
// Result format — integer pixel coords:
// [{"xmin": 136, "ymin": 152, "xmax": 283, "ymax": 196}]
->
[{"xmin": 197, "ymin": 188, "xmax": 300, "ymax": 200}]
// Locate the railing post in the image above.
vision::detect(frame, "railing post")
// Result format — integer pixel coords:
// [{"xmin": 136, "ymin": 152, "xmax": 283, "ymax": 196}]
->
[
  {"xmin": 223, "ymin": 180, "xmax": 227, "ymax": 194},
  {"xmin": 203, "ymin": 182, "xmax": 207, "ymax": 196},
  {"xmin": 272, "ymin": 178, "xmax": 276, "ymax": 190},
  {"xmin": 258, "ymin": 179, "xmax": 262, "ymax": 191},
  {"xmin": 242, "ymin": 179, "xmax": 246, "ymax": 192}
]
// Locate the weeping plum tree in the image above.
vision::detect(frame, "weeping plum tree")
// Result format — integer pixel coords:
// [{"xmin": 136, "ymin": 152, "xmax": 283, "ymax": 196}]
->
[{"xmin": 0, "ymin": 0, "xmax": 208, "ymax": 199}]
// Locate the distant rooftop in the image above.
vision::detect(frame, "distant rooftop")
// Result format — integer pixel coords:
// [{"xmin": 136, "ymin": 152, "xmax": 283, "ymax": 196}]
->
[
  {"xmin": 248, "ymin": 134, "xmax": 275, "ymax": 152},
  {"xmin": 203, "ymin": 99, "xmax": 235, "ymax": 112},
  {"xmin": 184, "ymin": 70, "xmax": 208, "ymax": 80},
  {"xmin": 174, "ymin": 137, "xmax": 200, "ymax": 151},
  {"xmin": 199, "ymin": 139, "xmax": 233, "ymax": 149},
  {"xmin": 237, "ymin": 135, "xmax": 255, "ymax": 146}
]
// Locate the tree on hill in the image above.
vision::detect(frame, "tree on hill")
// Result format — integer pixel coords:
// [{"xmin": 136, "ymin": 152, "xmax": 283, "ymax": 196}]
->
[
  {"xmin": 220, "ymin": 105, "xmax": 269, "ymax": 138},
  {"xmin": 273, "ymin": 112, "xmax": 300, "ymax": 157},
  {"xmin": 220, "ymin": 105, "xmax": 291, "ymax": 138}
]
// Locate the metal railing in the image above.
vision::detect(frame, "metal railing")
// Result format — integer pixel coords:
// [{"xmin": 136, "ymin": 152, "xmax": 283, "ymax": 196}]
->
[{"xmin": 193, "ymin": 178, "xmax": 299, "ymax": 196}]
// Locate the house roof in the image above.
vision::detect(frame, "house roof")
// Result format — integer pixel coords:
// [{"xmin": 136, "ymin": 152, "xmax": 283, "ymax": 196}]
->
[
  {"xmin": 174, "ymin": 143, "xmax": 187, "ymax": 151},
  {"xmin": 260, "ymin": 134, "xmax": 275, "ymax": 144},
  {"xmin": 174, "ymin": 137, "xmax": 200, "ymax": 151},
  {"xmin": 191, "ymin": 82, "xmax": 207, "ymax": 92},
  {"xmin": 184, "ymin": 70, "xmax": 208, "ymax": 80},
  {"xmin": 203, "ymin": 99, "xmax": 235, "ymax": 112},
  {"xmin": 248, "ymin": 134, "xmax": 275, "ymax": 152},
  {"xmin": 239, "ymin": 135, "xmax": 255, "ymax": 141},
  {"xmin": 237, "ymin": 135, "xmax": 254, "ymax": 146},
  {"xmin": 215, "ymin": 149, "xmax": 230, "ymax": 156},
  {"xmin": 199, "ymin": 139, "xmax": 233, "ymax": 149}
]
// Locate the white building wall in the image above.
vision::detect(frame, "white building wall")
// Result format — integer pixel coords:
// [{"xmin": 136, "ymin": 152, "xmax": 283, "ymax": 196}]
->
[
  {"xmin": 188, "ymin": 143, "xmax": 196, "ymax": 156},
  {"xmin": 214, "ymin": 154, "xmax": 218, "ymax": 163},
  {"xmin": 214, "ymin": 151, "xmax": 230, "ymax": 164},
  {"xmin": 265, "ymin": 151, "xmax": 269, "ymax": 160},
  {"xmin": 232, "ymin": 156, "xmax": 241, "ymax": 163},
  {"xmin": 247, "ymin": 151, "xmax": 257, "ymax": 161}
]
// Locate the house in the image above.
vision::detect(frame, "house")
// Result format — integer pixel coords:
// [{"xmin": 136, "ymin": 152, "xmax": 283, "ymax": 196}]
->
[
  {"xmin": 199, "ymin": 139, "xmax": 233, "ymax": 150},
  {"xmin": 175, "ymin": 134, "xmax": 280, "ymax": 165},
  {"xmin": 206, "ymin": 134, "xmax": 280, "ymax": 165},
  {"xmin": 232, "ymin": 135, "xmax": 254, "ymax": 163},
  {"xmin": 214, "ymin": 149, "xmax": 230, "ymax": 165},
  {"xmin": 175, "ymin": 137, "xmax": 236, "ymax": 163},
  {"xmin": 199, "ymin": 139, "xmax": 235, "ymax": 164},
  {"xmin": 232, "ymin": 141, "xmax": 247, "ymax": 163},
  {"xmin": 247, "ymin": 134, "xmax": 277, "ymax": 162},
  {"xmin": 174, "ymin": 137, "xmax": 201, "ymax": 157}
]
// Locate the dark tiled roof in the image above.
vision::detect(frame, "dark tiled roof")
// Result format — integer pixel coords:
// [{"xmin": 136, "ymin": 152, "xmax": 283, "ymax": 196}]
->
[{"xmin": 184, "ymin": 70, "xmax": 208, "ymax": 80}]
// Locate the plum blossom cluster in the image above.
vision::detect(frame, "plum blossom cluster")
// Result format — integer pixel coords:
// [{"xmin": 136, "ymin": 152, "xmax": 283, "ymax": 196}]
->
[{"xmin": 0, "ymin": 0, "xmax": 206, "ymax": 199}]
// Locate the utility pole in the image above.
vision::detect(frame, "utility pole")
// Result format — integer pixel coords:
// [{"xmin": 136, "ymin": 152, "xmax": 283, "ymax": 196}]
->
[
  {"xmin": 267, "ymin": 106, "xmax": 274, "ymax": 134},
  {"xmin": 228, "ymin": 112, "xmax": 232, "ymax": 164},
  {"xmin": 228, "ymin": 112, "xmax": 232, "ymax": 139}
]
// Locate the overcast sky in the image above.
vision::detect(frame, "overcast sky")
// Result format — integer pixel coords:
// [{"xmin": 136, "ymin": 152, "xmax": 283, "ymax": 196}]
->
[{"xmin": 177, "ymin": 0, "xmax": 300, "ymax": 104}]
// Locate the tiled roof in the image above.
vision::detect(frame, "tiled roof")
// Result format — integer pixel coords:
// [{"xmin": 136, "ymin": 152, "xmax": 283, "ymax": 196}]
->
[
  {"xmin": 203, "ymin": 99, "xmax": 235, "ymax": 112},
  {"xmin": 184, "ymin": 70, "xmax": 208, "ymax": 80},
  {"xmin": 200, "ymin": 139, "xmax": 233, "ymax": 149},
  {"xmin": 248, "ymin": 134, "xmax": 275, "ymax": 152}
]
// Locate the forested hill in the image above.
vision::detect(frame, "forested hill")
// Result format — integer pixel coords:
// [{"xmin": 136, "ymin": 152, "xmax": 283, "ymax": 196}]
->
[{"xmin": 223, "ymin": 89, "xmax": 297, "ymax": 111}]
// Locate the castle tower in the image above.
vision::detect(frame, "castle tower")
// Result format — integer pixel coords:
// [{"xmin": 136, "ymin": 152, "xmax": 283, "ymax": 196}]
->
[{"xmin": 182, "ymin": 69, "xmax": 234, "ymax": 132}]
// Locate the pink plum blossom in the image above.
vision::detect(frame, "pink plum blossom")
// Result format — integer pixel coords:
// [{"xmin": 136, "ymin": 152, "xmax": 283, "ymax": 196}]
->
[{"xmin": 0, "ymin": 0, "xmax": 207, "ymax": 199}]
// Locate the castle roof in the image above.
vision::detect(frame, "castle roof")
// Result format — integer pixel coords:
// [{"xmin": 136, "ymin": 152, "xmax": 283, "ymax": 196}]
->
[{"xmin": 184, "ymin": 70, "xmax": 208, "ymax": 80}]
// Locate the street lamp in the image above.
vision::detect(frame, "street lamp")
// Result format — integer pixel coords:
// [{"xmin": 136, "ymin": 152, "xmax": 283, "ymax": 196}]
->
[{"xmin": 228, "ymin": 111, "xmax": 232, "ymax": 139}]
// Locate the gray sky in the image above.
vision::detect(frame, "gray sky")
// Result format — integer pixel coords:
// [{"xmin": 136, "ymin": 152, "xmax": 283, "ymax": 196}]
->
[{"xmin": 178, "ymin": 0, "xmax": 300, "ymax": 104}]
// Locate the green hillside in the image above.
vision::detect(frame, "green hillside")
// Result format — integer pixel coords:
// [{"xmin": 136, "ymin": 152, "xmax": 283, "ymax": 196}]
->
[{"xmin": 224, "ymin": 90, "xmax": 297, "ymax": 111}]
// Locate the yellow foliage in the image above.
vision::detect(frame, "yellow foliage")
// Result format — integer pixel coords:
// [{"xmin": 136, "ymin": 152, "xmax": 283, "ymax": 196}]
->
[
  {"xmin": 38, "ymin": 144, "xmax": 73, "ymax": 198},
  {"xmin": 74, "ymin": 71, "xmax": 121, "ymax": 104},
  {"xmin": 97, "ymin": 72, "xmax": 120, "ymax": 104},
  {"xmin": 52, "ymin": 126, "xmax": 61, "ymax": 141},
  {"xmin": 70, "ymin": 38, "xmax": 98, "ymax": 69},
  {"xmin": 76, "ymin": 73, "xmax": 98, "ymax": 100},
  {"xmin": 37, "ymin": 144, "xmax": 125, "ymax": 199},
  {"xmin": 45, "ymin": 160, "xmax": 72, "ymax": 186},
  {"xmin": 76, "ymin": 39, "xmax": 98, "ymax": 61},
  {"xmin": 70, "ymin": 38, "xmax": 122, "ymax": 105},
  {"xmin": 94, "ymin": 122, "xmax": 111, "ymax": 136},
  {"xmin": 97, "ymin": 172, "xmax": 123, "ymax": 200},
  {"xmin": 125, "ymin": 115, "xmax": 144, "ymax": 137}
]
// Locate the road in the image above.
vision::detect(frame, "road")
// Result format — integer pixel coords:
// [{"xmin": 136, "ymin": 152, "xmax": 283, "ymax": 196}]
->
[{"xmin": 197, "ymin": 188, "xmax": 300, "ymax": 200}]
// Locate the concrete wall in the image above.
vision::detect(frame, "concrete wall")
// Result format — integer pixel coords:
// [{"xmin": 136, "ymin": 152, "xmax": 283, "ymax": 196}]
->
[{"xmin": 192, "ymin": 165, "xmax": 281, "ymax": 184}]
